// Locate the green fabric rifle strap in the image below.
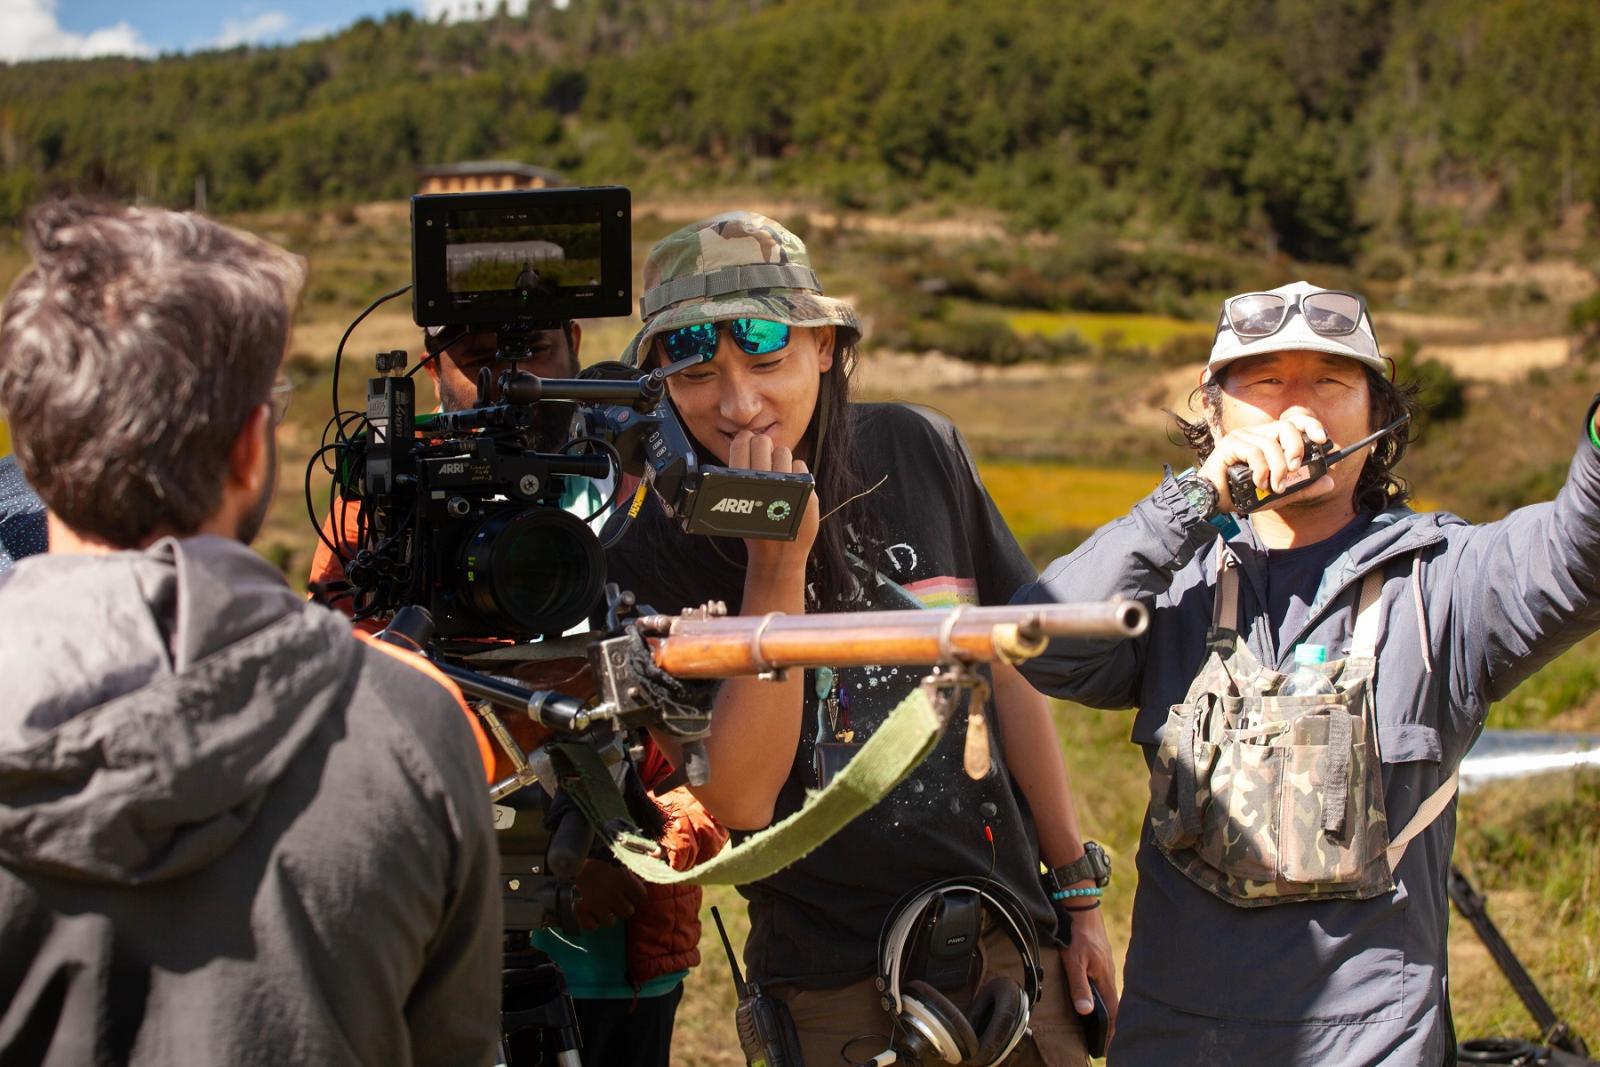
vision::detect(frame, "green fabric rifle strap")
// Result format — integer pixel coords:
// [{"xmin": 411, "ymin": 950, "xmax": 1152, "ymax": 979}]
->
[
  {"xmin": 546, "ymin": 742, "xmax": 661, "ymax": 858},
  {"xmin": 551, "ymin": 687, "xmax": 942, "ymax": 887}
]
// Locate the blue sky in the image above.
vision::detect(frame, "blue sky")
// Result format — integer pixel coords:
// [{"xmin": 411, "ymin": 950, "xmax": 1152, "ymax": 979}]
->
[{"xmin": 3, "ymin": 0, "xmax": 514, "ymax": 61}]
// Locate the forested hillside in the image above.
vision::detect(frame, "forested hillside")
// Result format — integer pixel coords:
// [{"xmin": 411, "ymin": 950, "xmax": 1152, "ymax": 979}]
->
[{"xmin": 2, "ymin": 0, "xmax": 1597, "ymax": 266}]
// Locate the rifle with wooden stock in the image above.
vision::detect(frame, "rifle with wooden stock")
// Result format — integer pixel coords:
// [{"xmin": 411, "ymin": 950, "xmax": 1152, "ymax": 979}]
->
[
  {"xmin": 393, "ymin": 596, "xmax": 1150, "ymax": 891},
  {"xmin": 641, "ymin": 600, "xmax": 1149, "ymax": 678},
  {"xmin": 399, "ymin": 598, "xmax": 1147, "ymax": 803}
]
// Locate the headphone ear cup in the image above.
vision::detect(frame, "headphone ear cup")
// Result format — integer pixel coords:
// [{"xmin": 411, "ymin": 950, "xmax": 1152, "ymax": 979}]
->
[
  {"xmin": 901, "ymin": 980, "xmax": 980, "ymax": 1065},
  {"xmin": 966, "ymin": 976, "xmax": 1026, "ymax": 1065}
]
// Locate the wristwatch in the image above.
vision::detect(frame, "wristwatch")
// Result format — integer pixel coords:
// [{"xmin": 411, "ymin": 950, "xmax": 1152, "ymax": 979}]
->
[
  {"xmin": 1174, "ymin": 466, "xmax": 1220, "ymax": 521},
  {"xmin": 1175, "ymin": 467, "xmax": 1239, "ymax": 536},
  {"xmin": 1043, "ymin": 841, "xmax": 1111, "ymax": 891}
]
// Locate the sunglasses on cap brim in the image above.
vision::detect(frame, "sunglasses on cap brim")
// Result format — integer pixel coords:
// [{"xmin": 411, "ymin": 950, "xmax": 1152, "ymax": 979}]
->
[
  {"xmin": 656, "ymin": 318, "xmax": 791, "ymax": 364},
  {"xmin": 1215, "ymin": 289, "xmax": 1374, "ymax": 344}
]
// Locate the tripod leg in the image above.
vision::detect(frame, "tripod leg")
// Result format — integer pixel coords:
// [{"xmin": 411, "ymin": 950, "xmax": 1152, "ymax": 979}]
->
[{"xmin": 501, "ymin": 944, "xmax": 583, "ymax": 1067}]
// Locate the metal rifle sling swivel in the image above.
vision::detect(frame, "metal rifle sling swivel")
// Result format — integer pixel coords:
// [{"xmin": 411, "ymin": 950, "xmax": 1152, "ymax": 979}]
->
[
  {"xmin": 920, "ymin": 665, "xmax": 992, "ymax": 783},
  {"xmin": 923, "ymin": 604, "xmax": 994, "ymax": 782}
]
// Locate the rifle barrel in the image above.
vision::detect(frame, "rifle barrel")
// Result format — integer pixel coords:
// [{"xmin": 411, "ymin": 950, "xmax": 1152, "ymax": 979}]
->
[{"xmin": 645, "ymin": 601, "xmax": 1147, "ymax": 678}]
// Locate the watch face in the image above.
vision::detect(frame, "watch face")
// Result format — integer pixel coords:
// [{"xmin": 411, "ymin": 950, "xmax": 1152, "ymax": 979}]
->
[{"xmin": 1179, "ymin": 475, "xmax": 1217, "ymax": 517}]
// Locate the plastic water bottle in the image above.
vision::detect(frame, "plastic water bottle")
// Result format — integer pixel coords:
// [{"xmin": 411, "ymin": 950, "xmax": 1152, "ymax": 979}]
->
[{"xmin": 1279, "ymin": 643, "xmax": 1336, "ymax": 696}]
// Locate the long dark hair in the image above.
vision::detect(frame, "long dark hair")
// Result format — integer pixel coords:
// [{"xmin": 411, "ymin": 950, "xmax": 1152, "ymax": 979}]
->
[
  {"xmin": 1173, "ymin": 363, "xmax": 1420, "ymax": 513},
  {"xmin": 621, "ymin": 327, "xmax": 882, "ymax": 614}
]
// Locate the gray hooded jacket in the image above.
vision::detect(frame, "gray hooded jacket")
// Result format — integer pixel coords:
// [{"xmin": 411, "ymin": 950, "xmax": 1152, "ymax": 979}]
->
[
  {"xmin": 1014, "ymin": 410, "xmax": 1600, "ymax": 1066},
  {"xmin": 0, "ymin": 536, "xmax": 501, "ymax": 1066}
]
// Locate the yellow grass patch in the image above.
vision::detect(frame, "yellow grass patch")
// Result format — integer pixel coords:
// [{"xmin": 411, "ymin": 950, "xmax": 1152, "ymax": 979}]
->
[
  {"xmin": 978, "ymin": 461, "xmax": 1158, "ymax": 544},
  {"xmin": 1007, "ymin": 309, "xmax": 1210, "ymax": 348}
]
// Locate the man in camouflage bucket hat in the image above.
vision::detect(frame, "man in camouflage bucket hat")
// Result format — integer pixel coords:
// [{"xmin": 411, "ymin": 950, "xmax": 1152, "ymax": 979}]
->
[
  {"xmin": 1013, "ymin": 282, "xmax": 1600, "ymax": 1065},
  {"xmin": 605, "ymin": 211, "xmax": 1116, "ymax": 1066}
]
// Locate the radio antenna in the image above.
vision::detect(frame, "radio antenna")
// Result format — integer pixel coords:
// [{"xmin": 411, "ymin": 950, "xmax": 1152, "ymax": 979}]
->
[{"xmin": 710, "ymin": 906, "xmax": 750, "ymax": 999}]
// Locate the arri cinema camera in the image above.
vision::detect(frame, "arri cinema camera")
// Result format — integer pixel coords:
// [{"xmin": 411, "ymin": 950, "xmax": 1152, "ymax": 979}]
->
[{"xmin": 319, "ymin": 185, "xmax": 813, "ymax": 641}]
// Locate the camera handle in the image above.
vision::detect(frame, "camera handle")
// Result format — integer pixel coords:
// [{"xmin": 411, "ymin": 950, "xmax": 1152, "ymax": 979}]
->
[
  {"xmin": 495, "ymin": 350, "xmax": 702, "ymax": 412},
  {"xmin": 377, "ymin": 607, "xmax": 597, "ymax": 802}
]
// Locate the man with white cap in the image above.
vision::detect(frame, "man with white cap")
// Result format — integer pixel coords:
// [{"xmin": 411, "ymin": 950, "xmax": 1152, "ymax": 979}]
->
[{"xmin": 1012, "ymin": 281, "xmax": 1600, "ymax": 1064}]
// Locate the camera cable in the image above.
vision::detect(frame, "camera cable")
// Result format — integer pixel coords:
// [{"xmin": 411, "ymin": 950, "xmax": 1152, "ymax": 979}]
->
[{"xmin": 330, "ymin": 283, "xmax": 410, "ymax": 446}]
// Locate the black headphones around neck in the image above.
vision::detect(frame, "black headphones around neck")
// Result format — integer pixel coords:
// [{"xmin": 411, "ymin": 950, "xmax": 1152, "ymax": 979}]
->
[{"xmin": 865, "ymin": 878, "xmax": 1044, "ymax": 1066}]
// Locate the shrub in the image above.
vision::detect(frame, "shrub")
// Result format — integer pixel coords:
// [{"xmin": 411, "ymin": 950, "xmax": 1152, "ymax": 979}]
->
[{"xmin": 1393, "ymin": 342, "xmax": 1466, "ymax": 423}]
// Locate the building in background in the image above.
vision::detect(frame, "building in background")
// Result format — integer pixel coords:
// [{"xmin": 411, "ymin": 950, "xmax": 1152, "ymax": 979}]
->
[{"xmin": 416, "ymin": 161, "xmax": 565, "ymax": 195}]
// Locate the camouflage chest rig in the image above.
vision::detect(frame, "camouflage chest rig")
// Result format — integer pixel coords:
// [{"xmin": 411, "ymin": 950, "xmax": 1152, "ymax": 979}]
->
[{"xmin": 1148, "ymin": 549, "xmax": 1457, "ymax": 906}]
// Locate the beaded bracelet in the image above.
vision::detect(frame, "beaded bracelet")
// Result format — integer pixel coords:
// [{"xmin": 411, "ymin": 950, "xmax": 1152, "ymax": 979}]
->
[{"xmin": 1049, "ymin": 886, "xmax": 1103, "ymax": 901}]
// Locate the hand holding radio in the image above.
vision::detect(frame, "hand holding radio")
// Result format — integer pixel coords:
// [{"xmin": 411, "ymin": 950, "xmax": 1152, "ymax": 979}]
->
[
  {"xmin": 1199, "ymin": 407, "xmax": 1333, "ymax": 514},
  {"xmin": 1201, "ymin": 410, "xmax": 1412, "ymax": 514}
]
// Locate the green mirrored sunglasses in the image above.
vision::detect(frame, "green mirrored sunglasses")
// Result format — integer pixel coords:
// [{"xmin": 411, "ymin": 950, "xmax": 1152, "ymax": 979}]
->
[{"xmin": 658, "ymin": 318, "xmax": 792, "ymax": 364}]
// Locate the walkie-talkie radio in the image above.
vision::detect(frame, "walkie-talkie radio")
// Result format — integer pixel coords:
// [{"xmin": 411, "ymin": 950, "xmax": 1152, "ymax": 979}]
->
[
  {"xmin": 712, "ymin": 906, "xmax": 804, "ymax": 1067},
  {"xmin": 1226, "ymin": 413, "xmax": 1410, "ymax": 513}
]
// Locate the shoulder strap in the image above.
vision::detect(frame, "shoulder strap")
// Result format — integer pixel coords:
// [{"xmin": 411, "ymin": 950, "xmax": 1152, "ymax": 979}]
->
[
  {"xmin": 1385, "ymin": 769, "xmax": 1459, "ymax": 868},
  {"xmin": 1213, "ymin": 548, "xmax": 1239, "ymax": 631},
  {"xmin": 1349, "ymin": 565, "xmax": 1387, "ymax": 659}
]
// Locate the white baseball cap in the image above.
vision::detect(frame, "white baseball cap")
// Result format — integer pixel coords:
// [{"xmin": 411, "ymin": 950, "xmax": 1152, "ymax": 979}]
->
[{"xmin": 1207, "ymin": 280, "xmax": 1388, "ymax": 377}]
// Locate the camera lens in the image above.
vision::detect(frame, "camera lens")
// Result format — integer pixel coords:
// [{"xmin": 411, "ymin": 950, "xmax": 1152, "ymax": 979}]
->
[{"xmin": 456, "ymin": 507, "xmax": 604, "ymax": 636}]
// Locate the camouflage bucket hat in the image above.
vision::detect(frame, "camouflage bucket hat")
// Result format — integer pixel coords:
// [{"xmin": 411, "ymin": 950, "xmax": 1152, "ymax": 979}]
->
[{"xmin": 620, "ymin": 211, "xmax": 860, "ymax": 367}]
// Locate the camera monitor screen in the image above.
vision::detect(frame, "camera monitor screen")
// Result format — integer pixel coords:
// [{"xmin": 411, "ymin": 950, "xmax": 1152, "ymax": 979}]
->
[{"xmin": 412, "ymin": 186, "xmax": 632, "ymax": 327}]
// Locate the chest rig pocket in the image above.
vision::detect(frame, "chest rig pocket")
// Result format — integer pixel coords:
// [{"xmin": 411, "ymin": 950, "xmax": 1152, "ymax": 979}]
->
[{"xmin": 1148, "ymin": 552, "xmax": 1394, "ymax": 906}]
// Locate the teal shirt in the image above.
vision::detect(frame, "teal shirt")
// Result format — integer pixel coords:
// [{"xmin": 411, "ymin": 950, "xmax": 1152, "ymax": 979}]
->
[{"xmin": 531, "ymin": 923, "xmax": 686, "ymax": 999}]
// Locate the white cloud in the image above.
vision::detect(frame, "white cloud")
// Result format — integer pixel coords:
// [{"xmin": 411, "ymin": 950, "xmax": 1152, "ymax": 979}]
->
[
  {"xmin": 0, "ymin": 0, "xmax": 153, "ymax": 62},
  {"xmin": 420, "ymin": 0, "xmax": 531, "ymax": 22},
  {"xmin": 213, "ymin": 10, "xmax": 294, "ymax": 49}
]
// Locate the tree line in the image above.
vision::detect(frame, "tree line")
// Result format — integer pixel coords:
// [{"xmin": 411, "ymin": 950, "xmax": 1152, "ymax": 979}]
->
[{"xmin": 1, "ymin": 0, "xmax": 1596, "ymax": 264}]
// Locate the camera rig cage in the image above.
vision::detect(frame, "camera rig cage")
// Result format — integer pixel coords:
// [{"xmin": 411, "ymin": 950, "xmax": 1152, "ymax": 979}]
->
[
  {"xmin": 303, "ymin": 185, "xmax": 817, "ymax": 1064},
  {"xmin": 309, "ymin": 186, "xmax": 814, "ymax": 640}
]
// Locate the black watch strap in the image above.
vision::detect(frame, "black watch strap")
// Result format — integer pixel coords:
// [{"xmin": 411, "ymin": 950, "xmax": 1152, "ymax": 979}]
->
[{"xmin": 1044, "ymin": 841, "xmax": 1111, "ymax": 890}]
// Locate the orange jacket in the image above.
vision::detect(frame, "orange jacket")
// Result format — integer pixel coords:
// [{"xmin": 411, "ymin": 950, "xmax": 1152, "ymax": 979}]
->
[
  {"xmin": 308, "ymin": 502, "xmax": 384, "ymax": 634},
  {"xmin": 627, "ymin": 743, "xmax": 729, "ymax": 985}
]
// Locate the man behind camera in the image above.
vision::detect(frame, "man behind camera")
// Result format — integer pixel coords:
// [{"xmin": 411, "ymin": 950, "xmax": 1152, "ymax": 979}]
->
[
  {"xmin": 307, "ymin": 318, "xmax": 725, "ymax": 1067},
  {"xmin": 0, "ymin": 200, "xmax": 502, "ymax": 1066}
]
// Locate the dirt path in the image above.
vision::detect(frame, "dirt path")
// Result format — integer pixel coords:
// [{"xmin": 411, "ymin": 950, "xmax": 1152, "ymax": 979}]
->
[
  {"xmin": 1416, "ymin": 337, "xmax": 1572, "ymax": 382},
  {"xmin": 852, "ymin": 349, "xmax": 1091, "ymax": 393},
  {"xmin": 636, "ymin": 196, "xmax": 1015, "ymax": 243}
]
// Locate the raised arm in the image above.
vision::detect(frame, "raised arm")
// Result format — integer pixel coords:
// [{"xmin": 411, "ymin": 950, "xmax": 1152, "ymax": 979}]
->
[
  {"xmin": 1444, "ymin": 399, "xmax": 1600, "ymax": 716},
  {"xmin": 681, "ymin": 433, "xmax": 818, "ymax": 830}
]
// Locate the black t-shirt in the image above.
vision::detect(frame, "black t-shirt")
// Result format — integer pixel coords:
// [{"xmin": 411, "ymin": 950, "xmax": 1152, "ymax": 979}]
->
[
  {"xmin": 604, "ymin": 403, "xmax": 1050, "ymax": 988},
  {"xmin": 1260, "ymin": 511, "xmax": 1375, "ymax": 651}
]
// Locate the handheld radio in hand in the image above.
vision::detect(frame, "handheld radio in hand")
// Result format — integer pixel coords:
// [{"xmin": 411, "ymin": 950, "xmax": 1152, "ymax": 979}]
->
[
  {"xmin": 1226, "ymin": 413, "xmax": 1410, "ymax": 513},
  {"xmin": 711, "ymin": 906, "xmax": 804, "ymax": 1067}
]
